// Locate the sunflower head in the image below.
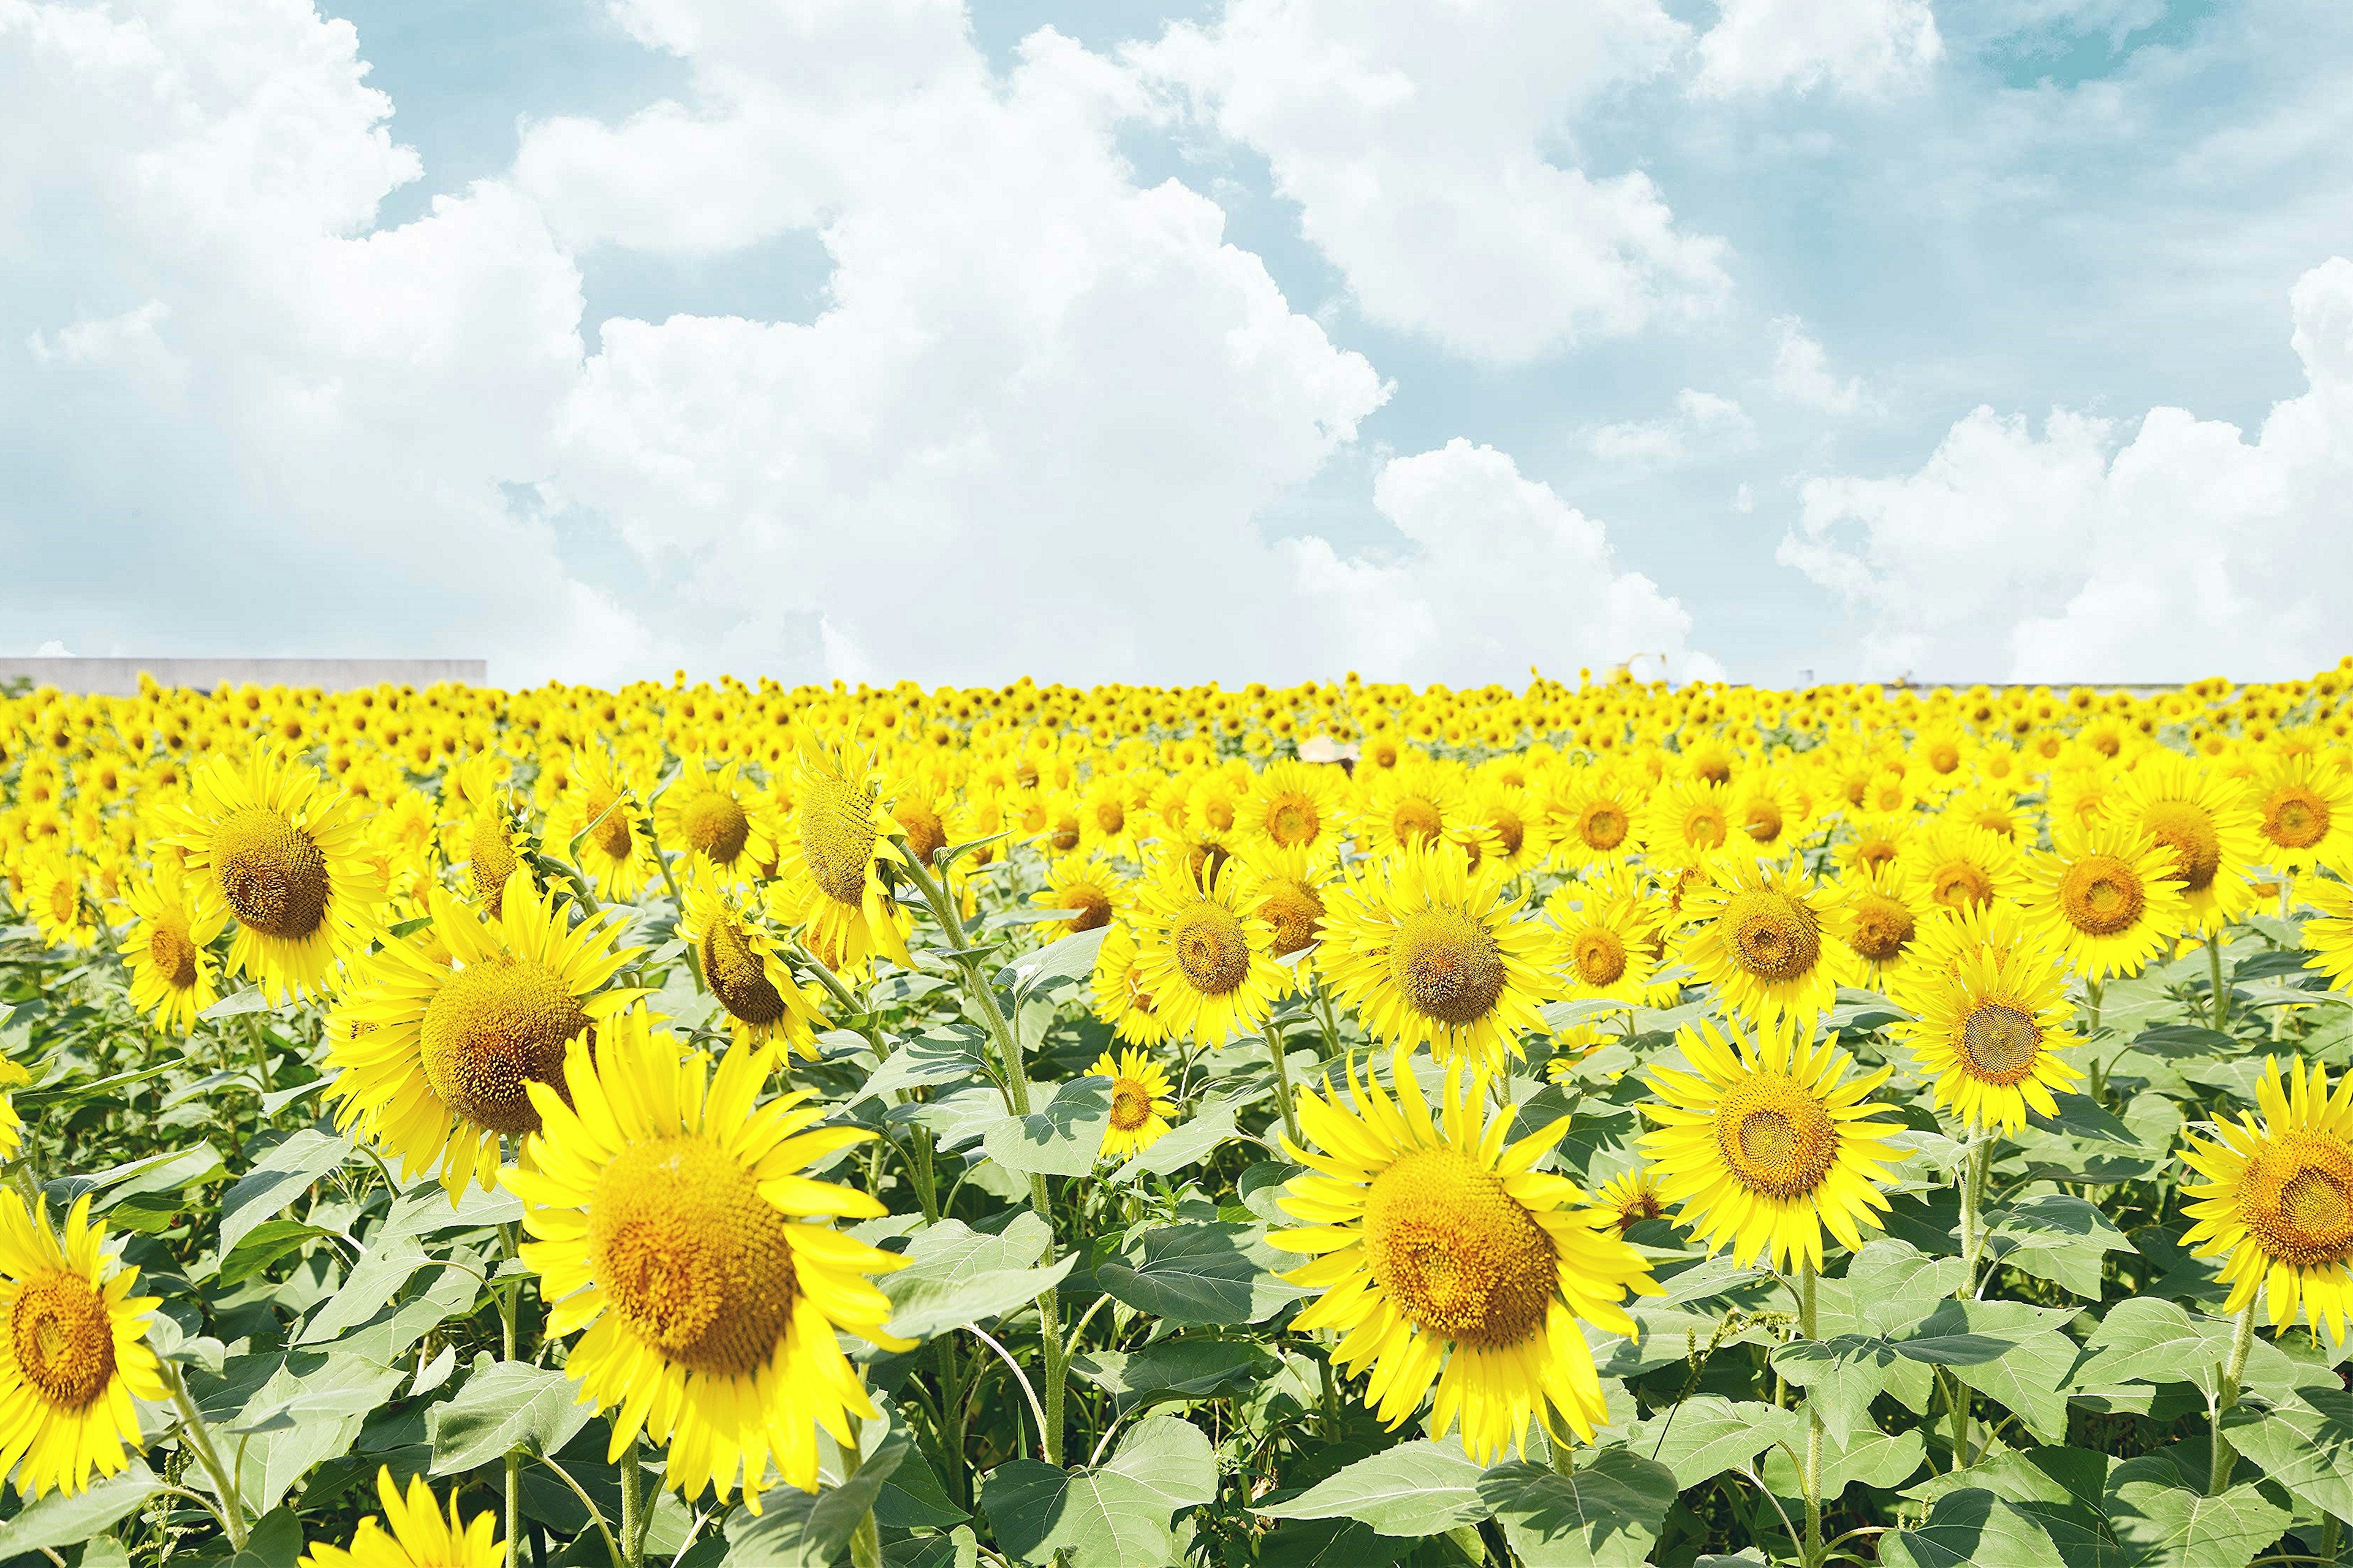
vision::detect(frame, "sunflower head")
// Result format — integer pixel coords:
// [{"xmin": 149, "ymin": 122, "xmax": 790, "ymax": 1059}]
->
[
  {"xmin": 1678, "ymin": 856, "xmax": 1852, "ymax": 1032},
  {"xmin": 2182, "ymin": 1056, "xmax": 2353, "ymax": 1341},
  {"xmin": 1092, "ymin": 1047, "xmax": 1177, "ymax": 1159},
  {"xmin": 300, "ymin": 1467, "xmax": 506, "ymax": 1568},
  {"xmin": 2022, "ymin": 820, "xmax": 2189, "ymax": 981},
  {"xmin": 1890, "ymin": 903, "xmax": 2079, "ymax": 1132}
]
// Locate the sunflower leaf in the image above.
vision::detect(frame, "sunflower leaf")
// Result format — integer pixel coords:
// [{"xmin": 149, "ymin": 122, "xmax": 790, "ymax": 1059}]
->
[
  {"xmin": 426, "ymin": 1355, "xmax": 596, "ymax": 1474},
  {"xmin": 1096, "ymin": 1222, "xmax": 1306, "ymax": 1325},
  {"xmin": 1876, "ymin": 1487, "xmax": 2077, "ymax": 1568},
  {"xmin": 218, "ymin": 1127, "xmax": 352, "ymax": 1254},
  {"xmin": 1481, "ymin": 1449, "xmax": 1680, "ymax": 1568},
  {"xmin": 2105, "ymin": 1465, "xmax": 2292, "ymax": 1568},
  {"xmin": 982, "ymin": 1076, "xmax": 1114, "ymax": 1176},
  {"xmin": 2219, "ymin": 1388, "xmax": 2353, "ymax": 1524},
  {"xmin": 1252, "ymin": 1437, "xmax": 1492, "ymax": 1536},
  {"xmin": 0, "ymin": 1462, "xmax": 160, "ymax": 1557}
]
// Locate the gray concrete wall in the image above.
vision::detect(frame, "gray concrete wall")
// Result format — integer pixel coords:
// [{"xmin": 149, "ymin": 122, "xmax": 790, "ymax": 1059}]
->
[{"xmin": 0, "ymin": 658, "xmax": 488, "ymax": 696}]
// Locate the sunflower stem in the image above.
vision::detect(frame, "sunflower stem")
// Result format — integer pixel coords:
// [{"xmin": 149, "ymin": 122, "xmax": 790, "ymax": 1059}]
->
[
  {"xmin": 841, "ymin": 1418, "xmax": 885, "ymax": 1568},
  {"xmin": 2208, "ymin": 935, "xmax": 2230, "ymax": 1031},
  {"xmin": 618, "ymin": 1430, "xmax": 646, "ymax": 1567},
  {"xmin": 650, "ymin": 845, "xmax": 707, "ymax": 993},
  {"xmin": 1957, "ymin": 1127, "xmax": 1991, "ymax": 1295},
  {"xmin": 1267, "ymin": 1028, "xmax": 1303, "ymax": 1148},
  {"xmin": 2210, "ymin": 1303, "xmax": 2257, "ymax": 1496},
  {"xmin": 162, "ymin": 1361, "xmax": 248, "ymax": 1551},
  {"xmin": 501, "ymin": 1224, "xmax": 525, "ymax": 1568},
  {"xmin": 1798, "ymin": 1256, "xmax": 1825, "ymax": 1568}
]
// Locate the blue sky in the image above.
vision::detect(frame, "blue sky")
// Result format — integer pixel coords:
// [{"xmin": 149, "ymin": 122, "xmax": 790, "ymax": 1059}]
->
[{"xmin": 3, "ymin": 0, "xmax": 2349, "ymax": 689}]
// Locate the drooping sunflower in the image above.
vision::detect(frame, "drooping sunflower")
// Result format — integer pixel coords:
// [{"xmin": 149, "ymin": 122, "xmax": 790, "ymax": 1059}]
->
[
  {"xmin": 2020, "ymin": 820, "xmax": 2188, "ymax": 981},
  {"xmin": 2180, "ymin": 1056, "xmax": 2353, "ymax": 1343},
  {"xmin": 678, "ymin": 873, "xmax": 824, "ymax": 1058},
  {"xmin": 1640, "ymin": 1015, "xmax": 1907, "ymax": 1271},
  {"xmin": 1676, "ymin": 855, "xmax": 1854, "ymax": 1033},
  {"xmin": 1030, "ymin": 855, "xmax": 1121, "ymax": 936},
  {"xmin": 1887, "ymin": 904, "xmax": 2078, "ymax": 1132},
  {"xmin": 300, "ymin": 1467, "xmax": 505, "ymax": 1568},
  {"xmin": 0, "ymin": 1192, "xmax": 166, "ymax": 1499},
  {"xmin": 508, "ymin": 1015, "xmax": 910, "ymax": 1506},
  {"xmin": 2248, "ymin": 754, "xmax": 2353, "ymax": 876},
  {"xmin": 448, "ymin": 752, "xmax": 523, "ymax": 915},
  {"xmin": 1126, "ymin": 851, "xmax": 1287, "ymax": 1044},
  {"xmin": 1093, "ymin": 1048, "xmax": 1178, "ymax": 1160},
  {"xmin": 1542, "ymin": 877, "xmax": 1668, "ymax": 1008},
  {"xmin": 1244, "ymin": 841, "xmax": 1330, "ymax": 974},
  {"xmin": 1091, "ymin": 922, "xmax": 1169, "ymax": 1046},
  {"xmin": 1640, "ymin": 779, "xmax": 1732, "ymax": 869},
  {"xmin": 1461, "ymin": 773, "xmax": 1550, "ymax": 877},
  {"xmin": 765, "ymin": 741, "xmax": 912, "ymax": 976},
  {"xmin": 548, "ymin": 751, "xmax": 657, "ymax": 902},
  {"xmin": 325, "ymin": 868, "xmax": 645, "ymax": 1200},
  {"xmin": 1268, "ymin": 1057, "xmax": 1656, "ymax": 1462},
  {"xmin": 1544, "ymin": 769, "xmax": 1646, "ymax": 874},
  {"xmin": 2105, "ymin": 752, "xmax": 2262, "ymax": 935},
  {"xmin": 1900, "ymin": 819, "xmax": 2029, "ymax": 916},
  {"xmin": 159, "ymin": 744, "xmax": 386, "ymax": 1003},
  {"xmin": 1594, "ymin": 1167, "xmax": 1671, "ymax": 1235},
  {"xmin": 1240, "ymin": 759, "xmax": 1349, "ymax": 862},
  {"xmin": 20, "ymin": 851, "xmax": 94, "ymax": 952},
  {"xmin": 655, "ymin": 757, "xmax": 778, "ymax": 886},
  {"xmin": 119, "ymin": 859, "xmax": 226, "ymax": 1034},
  {"xmin": 1320, "ymin": 845, "xmax": 1556, "ymax": 1069},
  {"xmin": 1830, "ymin": 863, "xmax": 1933, "ymax": 991}
]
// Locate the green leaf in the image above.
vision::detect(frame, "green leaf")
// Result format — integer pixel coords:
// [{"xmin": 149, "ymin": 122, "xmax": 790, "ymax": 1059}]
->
[
  {"xmin": 2036, "ymin": 1093, "xmax": 2144, "ymax": 1146},
  {"xmin": 726, "ymin": 1426, "xmax": 909, "ymax": 1568},
  {"xmin": 427, "ymin": 1356, "xmax": 596, "ymax": 1473},
  {"xmin": 2221, "ymin": 1387, "xmax": 2353, "ymax": 1524},
  {"xmin": 1760, "ymin": 1428, "xmax": 1928, "ymax": 1500},
  {"xmin": 218, "ymin": 1127, "xmax": 352, "ymax": 1253},
  {"xmin": 857, "ymin": 1026, "xmax": 991, "ymax": 1103},
  {"xmin": 876, "ymin": 1446, "xmax": 968, "ymax": 1531},
  {"xmin": 1097, "ymin": 1223, "xmax": 1305, "ymax": 1326},
  {"xmin": 1481, "ymin": 1450, "xmax": 1679, "ymax": 1568},
  {"xmin": 2106, "ymin": 1466, "xmax": 2290, "ymax": 1568},
  {"xmin": 1069, "ymin": 1337, "xmax": 1279, "ymax": 1413},
  {"xmin": 1255, "ymin": 1519, "xmax": 1408, "ymax": 1568},
  {"xmin": 981, "ymin": 1417, "xmax": 1216, "ymax": 1568},
  {"xmin": 884, "ymin": 1256, "xmax": 1075, "ymax": 1341},
  {"xmin": 1112, "ymin": 1101, "xmax": 1239, "ymax": 1179},
  {"xmin": 1846, "ymin": 1240, "xmax": 1971, "ymax": 1335},
  {"xmin": 214, "ymin": 1219, "xmax": 334, "ymax": 1287},
  {"xmin": 982, "ymin": 1077, "xmax": 1114, "ymax": 1176},
  {"xmin": 2130, "ymin": 1025, "xmax": 2240, "ymax": 1058},
  {"xmin": 0, "ymin": 1462, "xmax": 158, "ymax": 1557},
  {"xmin": 1877, "ymin": 1488, "xmax": 2073, "ymax": 1568},
  {"xmin": 214, "ymin": 1350, "xmax": 405, "ymax": 1514},
  {"xmin": 1770, "ymin": 1336, "xmax": 1904, "ymax": 1447},
  {"xmin": 2068, "ymin": 1298, "xmax": 2241, "ymax": 1401},
  {"xmin": 998, "ymin": 926, "xmax": 1108, "ymax": 998},
  {"xmin": 1622, "ymin": 1396, "xmax": 1803, "ymax": 1489},
  {"xmin": 1255, "ymin": 1438, "xmax": 1491, "ymax": 1536},
  {"xmin": 1989, "ymin": 1194, "xmax": 2136, "ymax": 1298}
]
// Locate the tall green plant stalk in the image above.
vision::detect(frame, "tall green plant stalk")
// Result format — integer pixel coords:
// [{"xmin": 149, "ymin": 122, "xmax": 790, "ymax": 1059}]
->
[
  {"xmin": 2210, "ymin": 1305, "xmax": 2257, "ymax": 1496},
  {"xmin": 1798, "ymin": 1257, "xmax": 1825, "ymax": 1568}
]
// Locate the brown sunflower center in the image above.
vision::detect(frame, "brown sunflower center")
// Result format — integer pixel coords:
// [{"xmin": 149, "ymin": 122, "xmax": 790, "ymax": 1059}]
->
[
  {"xmin": 800, "ymin": 781, "xmax": 878, "ymax": 906},
  {"xmin": 1716, "ymin": 1078, "xmax": 1839, "ymax": 1200},
  {"xmin": 1362, "ymin": 1146, "xmax": 1557, "ymax": 1347},
  {"xmin": 1958, "ymin": 1002, "xmax": 2042, "ymax": 1085},
  {"xmin": 681, "ymin": 791, "xmax": 751, "ymax": 865},
  {"xmin": 1743, "ymin": 800, "xmax": 1785, "ymax": 843},
  {"xmin": 701, "ymin": 916, "xmax": 788, "ymax": 1028},
  {"xmin": 2140, "ymin": 799, "xmax": 2222, "ymax": 892},
  {"xmin": 1847, "ymin": 894, "xmax": 1915, "ymax": 963},
  {"xmin": 1109, "ymin": 1078, "xmax": 1154, "ymax": 1133},
  {"xmin": 1267, "ymin": 793, "xmax": 1319, "ymax": 847},
  {"xmin": 591, "ymin": 1135, "xmax": 799, "ymax": 1379},
  {"xmin": 893, "ymin": 800, "xmax": 947, "ymax": 867},
  {"xmin": 2058, "ymin": 854, "xmax": 2146, "ymax": 936},
  {"xmin": 1172, "ymin": 901, "xmax": 1251, "ymax": 996},
  {"xmin": 146, "ymin": 911, "xmax": 201, "ymax": 989},
  {"xmin": 586, "ymin": 787, "xmax": 634, "ymax": 860},
  {"xmin": 1262, "ymin": 879, "xmax": 1325, "ymax": 956},
  {"xmin": 1852, "ymin": 835, "xmax": 1898, "ymax": 874},
  {"xmin": 419, "ymin": 957, "xmax": 591, "ymax": 1135},
  {"xmin": 1930, "ymin": 858, "xmax": 1995, "ymax": 911},
  {"xmin": 1614, "ymin": 1189, "xmax": 1665, "ymax": 1232},
  {"xmin": 1572, "ymin": 928, "xmax": 1629, "ymax": 987},
  {"xmin": 2241, "ymin": 1133, "xmax": 2353, "ymax": 1268},
  {"xmin": 1722, "ymin": 889, "xmax": 1822, "ymax": 983},
  {"xmin": 1391, "ymin": 797, "xmax": 1444, "ymax": 846},
  {"xmin": 1390, "ymin": 909, "xmax": 1508, "ymax": 1026},
  {"xmin": 1489, "ymin": 810, "xmax": 1526, "ymax": 859},
  {"xmin": 1681, "ymin": 808, "xmax": 1728, "ymax": 850},
  {"xmin": 1094, "ymin": 798, "xmax": 1126, "ymax": 836},
  {"xmin": 211, "ymin": 806, "xmax": 330, "ymax": 939},
  {"xmin": 1056, "ymin": 883, "xmax": 1113, "ymax": 933},
  {"xmin": 1580, "ymin": 803, "xmax": 1629, "ymax": 851},
  {"xmin": 8, "ymin": 1270, "xmax": 116, "ymax": 1409},
  {"xmin": 2265, "ymin": 786, "xmax": 2330, "ymax": 850}
]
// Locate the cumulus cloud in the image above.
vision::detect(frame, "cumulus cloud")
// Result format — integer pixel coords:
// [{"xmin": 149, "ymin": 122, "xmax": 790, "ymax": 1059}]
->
[
  {"xmin": 1778, "ymin": 256, "xmax": 2353, "ymax": 683},
  {"xmin": 1768, "ymin": 317, "xmax": 1868, "ymax": 414},
  {"xmin": 1694, "ymin": 0, "xmax": 1943, "ymax": 98},
  {"xmin": 1590, "ymin": 388, "xmax": 1756, "ymax": 466},
  {"xmin": 1130, "ymin": 0, "xmax": 1730, "ymax": 363}
]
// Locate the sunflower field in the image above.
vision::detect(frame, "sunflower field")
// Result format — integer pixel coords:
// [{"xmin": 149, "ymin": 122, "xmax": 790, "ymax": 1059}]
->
[{"xmin": 8, "ymin": 667, "xmax": 2353, "ymax": 1568}]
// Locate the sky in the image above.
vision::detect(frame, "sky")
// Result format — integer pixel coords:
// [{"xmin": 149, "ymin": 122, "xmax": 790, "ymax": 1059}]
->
[{"xmin": 2, "ymin": 0, "xmax": 2350, "ymax": 691}]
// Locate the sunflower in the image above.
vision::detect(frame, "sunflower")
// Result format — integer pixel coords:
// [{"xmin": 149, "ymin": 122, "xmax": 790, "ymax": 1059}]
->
[
  {"xmin": 1594, "ymin": 1167, "xmax": 1671, "ymax": 1235},
  {"xmin": 1320, "ymin": 845, "xmax": 1556, "ymax": 1070},
  {"xmin": 1677, "ymin": 855, "xmax": 1853, "ymax": 1032},
  {"xmin": 1542, "ymin": 877, "xmax": 1668, "ymax": 1008},
  {"xmin": 0, "ymin": 1192, "xmax": 166, "ymax": 1499},
  {"xmin": 119, "ymin": 860, "xmax": 225, "ymax": 1034},
  {"xmin": 1832, "ymin": 816, "xmax": 1908, "ymax": 882},
  {"xmin": 2105, "ymin": 752, "xmax": 2262, "ymax": 934},
  {"xmin": 1079, "ymin": 773, "xmax": 1145, "ymax": 860},
  {"xmin": 765, "ymin": 741, "xmax": 912, "ymax": 977},
  {"xmin": 1244, "ymin": 841, "xmax": 1330, "ymax": 972},
  {"xmin": 325, "ymin": 868, "xmax": 645, "ymax": 1200},
  {"xmin": 656, "ymin": 757, "xmax": 777, "ymax": 886},
  {"xmin": 159, "ymin": 744, "xmax": 385, "ymax": 1003},
  {"xmin": 1544, "ymin": 770, "xmax": 1646, "ymax": 874},
  {"xmin": 1355, "ymin": 758, "xmax": 1476, "ymax": 860},
  {"xmin": 1093, "ymin": 1048, "xmax": 1178, "ymax": 1160},
  {"xmin": 1900, "ymin": 819, "xmax": 2029, "ymax": 915},
  {"xmin": 1640, "ymin": 1015, "xmax": 1906, "ymax": 1271},
  {"xmin": 2308, "ymin": 878, "xmax": 2353, "ymax": 992},
  {"xmin": 1640, "ymin": 779, "xmax": 1732, "ymax": 869},
  {"xmin": 1830, "ymin": 863, "xmax": 1933, "ymax": 990},
  {"xmin": 0, "ymin": 1058, "xmax": 25, "ymax": 1161},
  {"xmin": 1241, "ymin": 759, "xmax": 1349, "ymax": 862},
  {"xmin": 678, "ymin": 874, "xmax": 824, "ymax": 1058},
  {"xmin": 300, "ymin": 1468, "xmax": 504, "ymax": 1568},
  {"xmin": 1268, "ymin": 1057, "xmax": 1656, "ymax": 1462},
  {"xmin": 1726, "ymin": 773, "xmax": 1803, "ymax": 858},
  {"xmin": 20, "ymin": 850, "xmax": 95, "ymax": 951},
  {"xmin": 1091, "ymin": 922, "xmax": 1169, "ymax": 1046},
  {"xmin": 508, "ymin": 1014, "xmax": 910, "ymax": 1506},
  {"xmin": 1887, "ymin": 904, "xmax": 2078, "ymax": 1132},
  {"xmin": 1031, "ymin": 856, "xmax": 1121, "ymax": 936},
  {"xmin": 548, "ymin": 752, "xmax": 657, "ymax": 902},
  {"xmin": 448, "ymin": 752, "xmax": 523, "ymax": 915},
  {"xmin": 2249, "ymin": 754, "xmax": 2353, "ymax": 875},
  {"xmin": 2020, "ymin": 820, "xmax": 2188, "ymax": 981},
  {"xmin": 2180, "ymin": 1056, "xmax": 2353, "ymax": 1343},
  {"xmin": 1126, "ymin": 851, "xmax": 1286, "ymax": 1044},
  {"xmin": 1461, "ymin": 774, "xmax": 1549, "ymax": 877}
]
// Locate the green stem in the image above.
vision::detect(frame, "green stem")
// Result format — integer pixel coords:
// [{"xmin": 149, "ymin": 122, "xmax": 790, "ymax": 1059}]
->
[
  {"xmin": 500, "ymin": 1224, "xmax": 523, "ymax": 1568},
  {"xmin": 650, "ymin": 843, "xmax": 707, "ymax": 993},
  {"xmin": 2211, "ymin": 1304, "xmax": 2257, "ymax": 1496},
  {"xmin": 1800, "ymin": 1257, "xmax": 1825, "ymax": 1568},
  {"xmin": 164, "ymin": 1363, "xmax": 248, "ymax": 1551},
  {"xmin": 1958, "ymin": 1127, "xmax": 1991, "ymax": 1296},
  {"xmin": 618, "ymin": 1429, "xmax": 645, "ymax": 1567},
  {"xmin": 2209, "ymin": 936, "xmax": 2230, "ymax": 1031},
  {"xmin": 2323, "ymin": 1511, "xmax": 2341, "ymax": 1565},
  {"xmin": 843, "ymin": 1418, "xmax": 885, "ymax": 1568},
  {"xmin": 1267, "ymin": 1026, "xmax": 1303, "ymax": 1147}
]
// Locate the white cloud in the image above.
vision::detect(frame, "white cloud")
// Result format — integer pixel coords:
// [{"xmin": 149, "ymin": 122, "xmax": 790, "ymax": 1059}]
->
[
  {"xmin": 1694, "ymin": 0, "xmax": 1942, "ymax": 98},
  {"xmin": 1778, "ymin": 256, "xmax": 2353, "ymax": 683},
  {"xmin": 1283, "ymin": 439, "xmax": 1708, "ymax": 684},
  {"xmin": 1590, "ymin": 388, "xmax": 1756, "ymax": 466},
  {"xmin": 1769, "ymin": 317, "xmax": 1868, "ymax": 414},
  {"xmin": 1130, "ymin": 0, "xmax": 1729, "ymax": 363}
]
